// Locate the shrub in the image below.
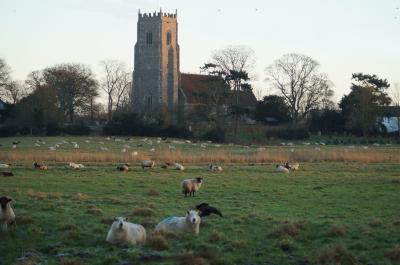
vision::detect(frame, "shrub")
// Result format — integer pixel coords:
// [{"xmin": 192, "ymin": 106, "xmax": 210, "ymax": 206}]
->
[
  {"xmin": 63, "ymin": 124, "xmax": 91, "ymax": 135},
  {"xmin": 0, "ymin": 125, "xmax": 18, "ymax": 137},
  {"xmin": 46, "ymin": 122, "xmax": 63, "ymax": 136},
  {"xmin": 265, "ymin": 128, "xmax": 310, "ymax": 140},
  {"xmin": 202, "ymin": 128, "xmax": 225, "ymax": 143}
]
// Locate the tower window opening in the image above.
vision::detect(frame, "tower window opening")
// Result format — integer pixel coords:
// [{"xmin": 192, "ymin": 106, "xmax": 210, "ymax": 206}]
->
[
  {"xmin": 167, "ymin": 31, "xmax": 171, "ymax": 45},
  {"xmin": 146, "ymin": 32, "xmax": 153, "ymax": 46}
]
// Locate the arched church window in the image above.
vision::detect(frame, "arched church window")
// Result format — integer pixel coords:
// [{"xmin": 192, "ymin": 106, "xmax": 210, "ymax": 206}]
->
[
  {"xmin": 167, "ymin": 31, "xmax": 171, "ymax": 45},
  {"xmin": 146, "ymin": 32, "xmax": 153, "ymax": 46}
]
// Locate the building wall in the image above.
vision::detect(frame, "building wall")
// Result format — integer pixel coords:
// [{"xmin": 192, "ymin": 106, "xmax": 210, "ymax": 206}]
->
[{"xmin": 132, "ymin": 11, "xmax": 180, "ymax": 115}]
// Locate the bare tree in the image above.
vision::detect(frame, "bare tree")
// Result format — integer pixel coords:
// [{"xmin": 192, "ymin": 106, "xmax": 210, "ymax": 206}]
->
[
  {"xmin": 2, "ymin": 80, "xmax": 30, "ymax": 104},
  {"xmin": 100, "ymin": 60, "xmax": 131, "ymax": 120},
  {"xmin": 265, "ymin": 53, "xmax": 333, "ymax": 127},
  {"xmin": 390, "ymin": 83, "xmax": 400, "ymax": 136},
  {"xmin": 0, "ymin": 58, "xmax": 10, "ymax": 88}
]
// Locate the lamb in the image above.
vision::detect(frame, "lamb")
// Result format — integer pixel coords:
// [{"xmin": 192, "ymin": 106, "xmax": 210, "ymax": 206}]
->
[
  {"xmin": 174, "ymin": 163, "xmax": 184, "ymax": 171},
  {"xmin": 208, "ymin": 164, "xmax": 223, "ymax": 172},
  {"xmin": 117, "ymin": 164, "xmax": 129, "ymax": 172},
  {"xmin": 181, "ymin": 177, "xmax": 203, "ymax": 197},
  {"xmin": 155, "ymin": 210, "xmax": 201, "ymax": 235},
  {"xmin": 284, "ymin": 162, "xmax": 300, "ymax": 171},
  {"xmin": 141, "ymin": 160, "xmax": 155, "ymax": 169},
  {"xmin": 106, "ymin": 217, "xmax": 146, "ymax": 246},
  {"xmin": 0, "ymin": 196, "xmax": 16, "ymax": 231},
  {"xmin": 195, "ymin": 203, "xmax": 223, "ymax": 218},
  {"xmin": 69, "ymin": 162, "xmax": 85, "ymax": 169},
  {"xmin": 275, "ymin": 164, "xmax": 289, "ymax": 173},
  {"xmin": 33, "ymin": 162, "xmax": 48, "ymax": 170}
]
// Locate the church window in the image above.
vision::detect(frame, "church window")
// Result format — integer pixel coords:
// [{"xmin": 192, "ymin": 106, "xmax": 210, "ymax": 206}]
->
[
  {"xmin": 146, "ymin": 32, "xmax": 153, "ymax": 46},
  {"xmin": 167, "ymin": 31, "xmax": 171, "ymax": 45}
]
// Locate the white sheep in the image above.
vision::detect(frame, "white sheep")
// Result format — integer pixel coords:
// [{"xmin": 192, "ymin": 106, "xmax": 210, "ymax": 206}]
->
[
  {"xmin": 181, "ymin": 177, "xmax": 203, "ymax": 197},
  {"xmin": 106, "ymin": 217, "xmax": 146, "ymax": 246},
  {"xmin": 69, "ymin": 162, "xmax": 85, "ymax": 169},
  {"xmin": 174, "ymin": 163, "xmax": 184, "ymax": 171},
  {"xmin": 208, "ymin": 164, "xmax": 223, "ymax": 172},
  {"xmin": 155, "ymin": 210, "xmax": 201, "ymax": 235},
  {"xmin": 276, "ymin": 164, "xmax": 289, "ymax": 173},
  {"xmin": 141, "ymin": 160, "xmax": 155, "ymax": 169},
  {"xmin": 0, "ymin": 196, "xmax": 16, "ymax": 231},
  {"xmin": 0, "ymin": 164, "xmax": 10, "ymax": 169}
]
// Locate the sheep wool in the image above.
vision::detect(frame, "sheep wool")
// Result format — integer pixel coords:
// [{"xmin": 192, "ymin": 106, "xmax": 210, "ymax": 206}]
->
[
  {"xmin": 181, "ymin": 177, "xmax": 203, "ymax": 197},
  {"xmin": 141, "ymin": 160, "xmax": 155, "ymax": 169},
  {"xmin": 276, "ymin": 165, "xmax": 289, "ymax": 173},
  {"xmin": 0, "ymin": 196, "xmax": 16, "ymax": 231},
  {"xmin": 174, "ymin": 163, "xmax": 184, "ymax": 171},
  {"xmin": 106, "ymin": 217, "xmax": 146, "ymax": 246},
  {"xmin": 69, "ymin": 162, "xmax": 85, "ymax": 169},
  {"xmin": 155, "ymin": 210, "xmax": 201, "ymax": 235},
  {"xmin": 208, "ymin": 164, "xmax": 223, "ymax": 172}
]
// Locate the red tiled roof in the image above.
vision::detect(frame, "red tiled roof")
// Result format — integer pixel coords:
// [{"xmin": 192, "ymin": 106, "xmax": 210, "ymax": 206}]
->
[{"xmin": 180, "ymin": 73, "xmax": 257, "ymax": 107}]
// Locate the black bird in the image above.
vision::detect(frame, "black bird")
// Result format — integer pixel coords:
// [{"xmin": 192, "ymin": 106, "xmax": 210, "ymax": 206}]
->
[{"xmin": 196, "ymin": 203, "xmax": 223, "ymax": 218}]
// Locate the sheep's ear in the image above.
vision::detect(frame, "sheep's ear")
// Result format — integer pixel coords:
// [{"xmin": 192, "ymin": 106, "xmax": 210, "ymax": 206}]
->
[
  {"xmin": 124, "ymin": 217, "xmax": 128, "ymax": 221},
  {"xmin": 7, "ymin": 198, "xmax": 12, "ymax": 202},
  {"xmin": 113, "ymin": 217, "xmax": 118, "ymax": 221},
  {"xmin": 187, "ymin": 210, "xmax": 190, "ymax": 215}
]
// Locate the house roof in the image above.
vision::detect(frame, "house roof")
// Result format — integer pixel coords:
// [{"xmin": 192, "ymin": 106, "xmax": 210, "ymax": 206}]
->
[{"xmin": 180, "ymin": 73, "xmax": 257, "ymax": 108}]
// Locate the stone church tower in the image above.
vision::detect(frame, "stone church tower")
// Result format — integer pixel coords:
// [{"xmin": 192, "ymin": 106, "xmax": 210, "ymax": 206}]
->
[{"xmin": 132, "ymin": 10, "xmax": 180, "ymax": 115}]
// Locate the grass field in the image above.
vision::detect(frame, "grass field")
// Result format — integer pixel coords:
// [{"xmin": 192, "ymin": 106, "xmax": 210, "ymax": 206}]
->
[{"xmin": 0, "ymin": 137, "xmax": 400, "ymax": 265}]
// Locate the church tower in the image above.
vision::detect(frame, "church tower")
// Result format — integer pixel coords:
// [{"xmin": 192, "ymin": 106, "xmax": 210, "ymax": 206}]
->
[{"xmin": 132, "ymin": 10, "xmax": 180, "ymax": 115}]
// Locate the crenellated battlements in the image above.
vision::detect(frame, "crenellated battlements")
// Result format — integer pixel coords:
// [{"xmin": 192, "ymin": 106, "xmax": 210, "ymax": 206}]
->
[{"xmin": 138, "ymin": 9, "xmax": 177, "ymax": 19}]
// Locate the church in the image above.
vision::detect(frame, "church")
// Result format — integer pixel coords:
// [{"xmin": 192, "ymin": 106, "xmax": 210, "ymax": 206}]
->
[{"xmin": 132, "ymin": 10, "xmax": 256, "ymax": 116}]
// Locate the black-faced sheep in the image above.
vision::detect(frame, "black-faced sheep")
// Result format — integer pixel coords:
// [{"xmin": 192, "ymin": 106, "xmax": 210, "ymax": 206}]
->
[
  {"xmin": 181, "ymin": 177, "xmax": 203, "ymax": 197},
  {"xmin": 0, "ymin": 196, "xmax": 16, "ymax": 231},
  {"xmin": 276, "ymin": 164, "xmax": 289, "ymax": 173},
  {"xmin": 155, "ymin": 210, "xmax": 201, "ymax": 235},
  {"xmin": 195, "ymin": 203, "xmax": 223, "ymax": 218},
  {"xmin": 106, "ymin": 217, "xmax": 146, "ymax": 246},
  {"xmin": 33, "ymin": 162, "xmax": 48, "ymax": 170},
  {"xmin": 141, "ymin": 160, "xmax": 155, "ymax": 169},
  {"xmin": 117, "ymin": 164, "xmax": 129, "ymax": 172},
  {"xmin": 208, "ymin": 164, "xmax": 223, "ymax": 172},
  {"xmin": 284, "ymin": 162, "xmax": 300, "ymax": 171}
]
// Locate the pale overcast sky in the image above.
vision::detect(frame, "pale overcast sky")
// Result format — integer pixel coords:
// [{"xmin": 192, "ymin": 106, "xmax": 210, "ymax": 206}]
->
[{"xmin": 0, "ymin": 0, "xmax": 399, "ymax": 102}]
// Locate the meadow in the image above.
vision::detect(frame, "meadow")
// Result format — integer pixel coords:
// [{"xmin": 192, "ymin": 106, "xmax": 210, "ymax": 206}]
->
[{"xmin": 0, "ymin": 137, "xmax": 400, "ymax": 265}]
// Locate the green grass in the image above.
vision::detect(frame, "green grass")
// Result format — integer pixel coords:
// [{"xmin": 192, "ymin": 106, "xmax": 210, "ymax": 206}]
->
[{"xmin": 1, "ymin": 162, "xmax": 400, "ymax": 265}]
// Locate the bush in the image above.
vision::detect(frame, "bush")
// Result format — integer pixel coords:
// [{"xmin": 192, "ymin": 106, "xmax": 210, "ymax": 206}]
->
[
  {"xmin": 0, "ymin": 125, "xmax": 19, "ymax": 137},
  {"xmin": 265, "ymin": 128, "xmax": 310, "ymax": 140},
  {"xmin": 202, "ymin": 128, "xmax": 225, "ymax": 143},
  {"xmin": 46, "ymin": 122, "xmax": 63, "ymax": 136},
  {"xmin": 63, "ymin": 124, "xmax": 91, "ymax": 135}
]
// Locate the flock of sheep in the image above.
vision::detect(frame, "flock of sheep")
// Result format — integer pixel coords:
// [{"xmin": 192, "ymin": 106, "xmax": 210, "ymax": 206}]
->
[{"xmin": 0, "ymin": 138, "xmax": 301, "ymax": 249}]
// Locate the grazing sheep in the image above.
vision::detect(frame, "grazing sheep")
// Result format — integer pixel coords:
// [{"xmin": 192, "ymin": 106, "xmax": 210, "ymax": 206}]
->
[
  {"xmin": 181, "ymin": 177, "xmax": 203, "ymax": 197},
  {"xmin": 33, "ymin": 162, "xmax": 48, "ymax": 170},
  {"xmin": 208, "ymin": 164, "xmax": 223, "ymax": 172},
  {"xmin": 0, "ymin": 196, "xmax": 16, "ymax": 231},
  {"xmin": 69, "ymin": 162, "xmax": 85, "ymax": 169},
  {"xmin": 141, "ymin": 160, "xmax": 155, "ymax": 169},
  {"xmin": 284, "ymin": 162, "xmax": 300, "ymax": 171},
  {"xmin": 106, "ymin": 217, "xmax": 146, "ymax": 246},
  {"xmin": 195, "ymin": 203, "xmax": 223, "ymax": 218},
  {"xmin": 174, "ymin": 163, "xmax": 185, "ymax": 171},
  {"xmin": 117, "ymin": 164, "xmax": 129, "ymax": 172},
  {"xmin": 155, "ymin": 210, "xmax": 201, "ymax": 235},
  {"xmin": 0, "ymin": 172, "xmax": 14, "ymax": 177},
  {"xmin": 0, "ymin": 164, "xmax": 10, "ymax": 169},
  {"xmin": 276, "ymin": 165, "xmax": 289, "ymax": 173}
]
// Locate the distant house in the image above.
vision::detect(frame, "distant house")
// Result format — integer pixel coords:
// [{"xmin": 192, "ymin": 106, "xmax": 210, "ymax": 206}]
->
[
  {"xmin": 380, "ymin": 106, "xmax": 400, "ymax": 133},
  {"xmin": 180, "ymin": 73, "xmax": 257, "ymax": 113}
]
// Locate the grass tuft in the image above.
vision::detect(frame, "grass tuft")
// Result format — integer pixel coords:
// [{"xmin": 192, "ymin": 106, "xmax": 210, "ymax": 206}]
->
[
  {"xmin": 148, "ymin": 189, "xmax": 160, "ymax": 196},
  {"xmin": 208, "ymin": 230, "xmax": 226, "ymax": 242},
  {"xmin": 385, "ymin": 245, "xmax": 400, "ymax": 262},
  {"xmin": 130, "ymin": 207, "xmax": 154, "ymax": 217},
  {"xmin": 279, "ymin": 238, "xmax": 294, "ymax": 251},
  {"xmin": 327, "ymin": 223, "xmax": 346, "ymax": 237},
  {"xmin": 176, "ymin": 252, "xmax": 208, "ymax": 265},
  {"xmin": 368, "ymin": 218, "xmax": 382, "ymax": 227},
  {"xmin": 146, "ymin": 234, "xmax": 169, "ymax": 251},
  {"xmin": 318, "ymin": 244, "xmax": 359, "ymax": 265},
  {"xmin": 60, "ymin": 257, "xmax": 82, "ymax": 265},
  {"xmin": 71, "ymin": 193, "xmax": 88, "ymax": 201}
]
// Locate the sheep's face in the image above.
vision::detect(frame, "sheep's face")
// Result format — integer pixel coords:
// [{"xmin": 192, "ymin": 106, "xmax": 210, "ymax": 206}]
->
[
  {"xmin": 113, "ymin": 217, "xmax": 127, "ymax": 230},
  {"xmin": 196, "ymin": 177, "xmax": 203, "ymax": 183},
  {"xmin": 186, "ymin": 210, "xmax": 200, "ymax": 225},
  {"xmin": 0, "ymin": 197, "xmax": 11, "ymax": 209}
]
